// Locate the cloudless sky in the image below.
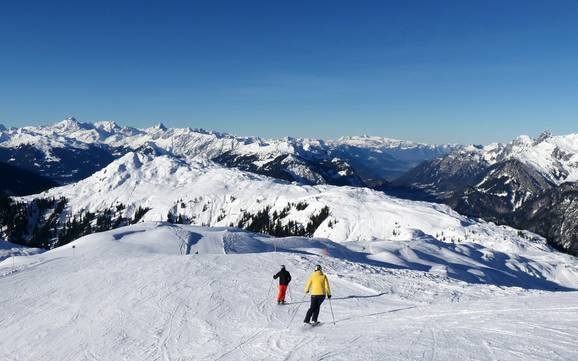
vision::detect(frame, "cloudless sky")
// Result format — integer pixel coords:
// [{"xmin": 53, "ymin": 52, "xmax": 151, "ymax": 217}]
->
[{"xmin": 1, "ymin": 0, "xmax": 578, "ymax": 144}]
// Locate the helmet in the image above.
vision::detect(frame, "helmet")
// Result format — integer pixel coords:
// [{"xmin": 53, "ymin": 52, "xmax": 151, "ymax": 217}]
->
[
  {"xmin": 281, "ymin": 265, "xmax": 285, "ymax": 269},
  {"xmin": 314, "ymin": 265, "xmax": 322, "ymax": 271}
]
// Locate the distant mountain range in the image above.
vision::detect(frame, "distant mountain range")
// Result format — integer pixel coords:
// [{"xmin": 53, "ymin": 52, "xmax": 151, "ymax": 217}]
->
[{"xmin": 0, "ymin": 117, "xmax": 457, "ymax": 186}]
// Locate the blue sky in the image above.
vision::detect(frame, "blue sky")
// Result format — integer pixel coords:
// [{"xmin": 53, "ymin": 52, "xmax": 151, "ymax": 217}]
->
[{"xmin": 1, "ymin": 0, "xmax": 577, "ymax": 144}]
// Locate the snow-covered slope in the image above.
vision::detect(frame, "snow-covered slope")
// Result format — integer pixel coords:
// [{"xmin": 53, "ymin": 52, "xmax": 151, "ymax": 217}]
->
[
  {"xmin": 0, "ymin": 117, "xmax": 456, "ymax": 184},
  {"xmin": 15, "ymin": 152, "xmax": 553, "ymax": 249},
  {"xmin": 1, "ymin": 223, "xmax": 577, "ymax": 360}
]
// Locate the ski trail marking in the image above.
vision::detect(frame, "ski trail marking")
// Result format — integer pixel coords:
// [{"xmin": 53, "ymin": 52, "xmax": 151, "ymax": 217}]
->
[
  {"xmin": 334, "ymin": 305, "xmax": 416, "ymax": 324},
  {"xmin": 214, "ymin": 328, "xmax": 266, "ymax": 361},
  {"xmin": 515, "ymin": 321, "xmax": 575, "ymax": 338},
  {"xmin": 429, "ymin": 327, "xmax": 437, "ymax": 361}
]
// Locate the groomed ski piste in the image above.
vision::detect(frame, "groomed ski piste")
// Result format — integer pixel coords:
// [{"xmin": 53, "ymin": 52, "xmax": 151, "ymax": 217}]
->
[{"xmin": 1, "ymin": 223, "xmax": 577, "ymax": 360}]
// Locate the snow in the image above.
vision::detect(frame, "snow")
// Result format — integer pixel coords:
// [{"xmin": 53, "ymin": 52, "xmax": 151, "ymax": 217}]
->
[
  {"xmin": 20, "ymin": 152, "xmax": 564, "ymax": 250},
  {"xmin": 1, "ymin": 222, "xmax": 577, "ymax": 360},
  {"xmin": 3, "ymin": 121, "xmax": 578, "ymax": 359}
]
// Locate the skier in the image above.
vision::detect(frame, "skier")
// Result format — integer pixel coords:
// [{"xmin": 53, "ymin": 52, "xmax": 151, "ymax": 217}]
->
[
  {"xmin": 303, "ymin": 265, "xmax": 331, "ymax": 325},
  {"xmin": 273, "ymin": 265, "xmax": 291, "ymax": 305}
]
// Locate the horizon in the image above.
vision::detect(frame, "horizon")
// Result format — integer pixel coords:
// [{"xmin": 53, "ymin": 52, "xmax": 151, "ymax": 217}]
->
[{"xmin": 1, "ymin": 1, "xmax": 578, "ymax": 144}]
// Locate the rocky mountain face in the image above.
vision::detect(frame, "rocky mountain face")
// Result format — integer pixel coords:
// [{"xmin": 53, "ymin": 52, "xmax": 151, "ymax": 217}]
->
[
  {"xmin": 516, "ymin": 182, "xmax": 578, "ymax": 255},
  {"xmin": 213, "ymin": 150, "xmax": 363, "ymax": 186},
  {"xmin": 450, "ymin": 159, "xmax": 556, "ymax": 219},
  {"xmin": 393, "ymin": 146, "xmax": 491, "ymax": 198},
  {"xmin": 0, "ymin": 118, "xmax": 455, "ymax": 186},
  {"xmin": 394, "ymin": 131, "xmax": 578, "ymax": 255}
]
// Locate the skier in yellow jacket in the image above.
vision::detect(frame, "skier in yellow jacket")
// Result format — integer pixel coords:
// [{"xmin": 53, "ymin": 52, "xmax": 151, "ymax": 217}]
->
[{"xmin": 303, "ymin": 265, "xmax": 331, "ymax": 325}]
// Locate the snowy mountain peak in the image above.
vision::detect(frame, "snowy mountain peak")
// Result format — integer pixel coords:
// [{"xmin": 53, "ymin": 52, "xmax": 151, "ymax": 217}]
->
[
  {"xmin": 535, "ymin": 129, "xmax": 553, "ymax": 144},
  {"xmin": 117, "ymin": 151, "xmax": 147, "ymax": 168},
  {"xmin": 511, "ymin": 134, "xmax": 532, "ymax": 147},
  {"xmin": 148, "ymin": 122, "xmax": 168, "ymax": 132},
  {"xmin": 51, "ymin": 117, "xmax": 91, "ymax": 132},
  {"xmin": 94, "ymin": 120, "xmax": 121, "ymax": 133},
  {"xmin": 0, "ymin": 124, "xmax": 6, "ymax": 131}
]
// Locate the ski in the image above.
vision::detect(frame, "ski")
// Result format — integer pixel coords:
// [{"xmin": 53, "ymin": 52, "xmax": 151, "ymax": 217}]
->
[{"xmin": 302, "ymin": 322, "xmax": 322, "ymax": 328}]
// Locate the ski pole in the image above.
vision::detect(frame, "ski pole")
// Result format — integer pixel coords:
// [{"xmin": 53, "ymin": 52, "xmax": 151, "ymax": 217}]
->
[
  {"xmin": 288, "ymin": 293, "xmax": 307, "ymax": 328},
  {"xmin": 328, "ymin": 296, "xmax": 336, "ymax": 326}
]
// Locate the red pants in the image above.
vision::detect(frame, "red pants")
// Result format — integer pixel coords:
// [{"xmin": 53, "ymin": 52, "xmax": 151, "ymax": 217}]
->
[{"xmin": 276, "ymin": 284, "xmax": 288, "ymax": 302}]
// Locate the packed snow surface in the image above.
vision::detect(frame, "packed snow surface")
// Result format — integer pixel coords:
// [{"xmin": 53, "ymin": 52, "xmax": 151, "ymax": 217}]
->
[{"xmin": 1, "ymin": 223, "xmax": 577, "ymax": 360}]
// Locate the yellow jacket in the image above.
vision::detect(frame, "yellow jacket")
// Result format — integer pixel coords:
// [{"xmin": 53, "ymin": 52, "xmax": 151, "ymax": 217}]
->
[{"xmin": 305, "ymin": 271, "xmax": 331, "ymax": 296}]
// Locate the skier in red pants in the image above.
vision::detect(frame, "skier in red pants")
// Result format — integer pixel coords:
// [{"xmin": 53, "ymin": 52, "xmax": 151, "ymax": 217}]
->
[{"xmin": 273, "ymin": 265, "xmax": 291, "ymax": 304}]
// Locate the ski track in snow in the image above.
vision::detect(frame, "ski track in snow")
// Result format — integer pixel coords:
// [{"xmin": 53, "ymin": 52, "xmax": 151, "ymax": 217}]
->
[{"xmin": 0, "ymin": 224, "xmax": 577, "ymax": 361}]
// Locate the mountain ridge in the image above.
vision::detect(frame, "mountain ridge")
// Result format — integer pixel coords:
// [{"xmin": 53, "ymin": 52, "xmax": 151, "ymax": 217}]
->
[
  {"xmin": 0, "ymin": 117, "xmax": 459, "ymax": 185},
  {"xmin": 393, "ymin": 131, "xmax": 578, "ymax": 255}
]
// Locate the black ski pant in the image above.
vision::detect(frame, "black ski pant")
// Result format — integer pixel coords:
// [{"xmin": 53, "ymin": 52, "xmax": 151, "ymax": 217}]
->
[{"xmin": 304, "ymin": 295, "xmax": 325, "ymax": 323}]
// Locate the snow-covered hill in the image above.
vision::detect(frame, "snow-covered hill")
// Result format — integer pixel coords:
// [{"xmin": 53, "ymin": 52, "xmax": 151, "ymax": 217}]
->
[
  {"xmin": 1, "ymin": 223, "xmax": 577, "ymax": 360},
  {"xmin": 0, "ymin": 117, "xmax": 456, "ymax": 185},
  {"xmin": 5, "ymin": 152, "xmax": 557, "ymax": 251}
]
